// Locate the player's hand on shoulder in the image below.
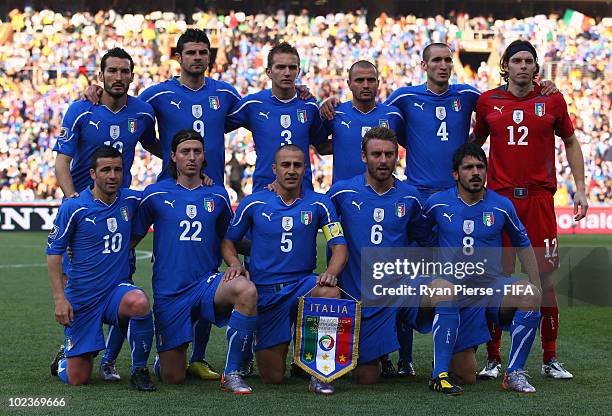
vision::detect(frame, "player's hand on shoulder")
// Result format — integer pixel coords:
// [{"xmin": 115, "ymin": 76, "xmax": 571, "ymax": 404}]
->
[
  {"xmin": 83, "ymin": 84, "xmax": 103, "ymax": 104},
  {"xmin": 54, "ymin": 297, "xmax": 73, "ymax": 326},
  {"xmin": 317, "ymin": 272, "xmax": 338, "ymax": 287},
  {"xmin": 68, "ymin": 192, "xmax": 79, "ymax": 198},
  {"xmin": 539, "ymin": 80, "xmax": 559, "ymax": 96},
  {"xmin": 201, "ymin": 174, "xmax": 214, "ymax": 187},
  {"xmin": 266, "ymin": 179, "xmax": 280, "ymax": 194},
  {"xmin": 223, "ymin": 263, "xmax": 249, "ymax": 282},
  {"xmin": 319, "ymin": 96, "xmax": 339, "ymax": 120},
  {"xmin": 296, "ymin": 84, "xmax": 314, "ymax": 100},
  {"xmin": 573, "ymin": 190, "xmax": 589, "ymax": 221}
]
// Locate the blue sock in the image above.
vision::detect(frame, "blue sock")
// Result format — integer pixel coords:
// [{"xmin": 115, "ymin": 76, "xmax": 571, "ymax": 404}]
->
[
  {"xmin": 101, "ymin": 324, "xmax": 124, "ymax": 364},
  {"xmin": 153, "ymin": 355, "xmax": 161, "ymax": 380},
  {"xmin": 431, "ymin": 301, "xmax": 459, "ymax": 378},
  {"xmin": 127, "ymin": 312, "xmax": 154, "ymax": 372},
  {"xmin": 225, "ymin": 310, "xmax": 257, "ymax": 375},
  {"xmin": 189, "ymin": 319, "xmax": 212, "ymax": 363},
  {"xmin": 507, "ymin": 310, "xmax": 541, "ymax": 373},
  {"xmin": 57, "ymin": 358, "xmax": 69, "ymax": 384},
  {"xmin": 397, "ymin": 316, "xmax": 414, "ymax": 362}
]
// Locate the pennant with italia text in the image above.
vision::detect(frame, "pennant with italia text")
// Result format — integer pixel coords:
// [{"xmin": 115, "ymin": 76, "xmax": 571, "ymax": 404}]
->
[{"xmin": 294, "ymin": 296, "xmax": 361, "ymax": 382}]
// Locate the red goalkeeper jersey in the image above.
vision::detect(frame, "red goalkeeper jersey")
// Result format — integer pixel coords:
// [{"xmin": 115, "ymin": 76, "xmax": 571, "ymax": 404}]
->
[{"xmin": 473, "ymin": 85, "xmax": 574, "ymax": 194}]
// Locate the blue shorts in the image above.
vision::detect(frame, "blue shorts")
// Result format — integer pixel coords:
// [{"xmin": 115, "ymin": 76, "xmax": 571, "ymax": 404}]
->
[
  {"xmin": 254, "ymin": 275, "xmax": 317, "ymax": 351},
  {"xmin": 453, "ymin": 275, "xmax": 525, "ymax": 352},
  {"xmin": 64, "ymin": 282, "xmax": 143, "ymax": 358},
  {"xmin": 357, "ymin": 307, "xmax": 398, "ymax": 364},
  {"xmin": 153, "ymin": 272, "xmax": 226, "ymax": 352}
]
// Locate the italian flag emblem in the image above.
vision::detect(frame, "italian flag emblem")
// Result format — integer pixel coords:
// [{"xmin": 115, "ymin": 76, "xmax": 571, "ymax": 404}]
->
[{"xmin": 452, "ymin": 98, "xmax": 461, "ymax": 111}]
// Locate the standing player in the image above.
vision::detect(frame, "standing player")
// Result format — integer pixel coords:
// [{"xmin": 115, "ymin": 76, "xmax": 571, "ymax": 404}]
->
[
  {"xmin": 222, "ymin": 145, "xmax": 347, "ymax": 395},
  {"xmin": 48, "ymin": 146, "xmax": 155, "ymax": 391},
  {"xmin": 423, "ymin": 143, "xmax": 542, "ymax": 393},
  {"xmin": 328, "ymin": 127, "xmax": 463, "ymax": 394},
  {"xmin": 316, "ymin": 61, "xmax": 405, "ymax": 183},
  {"xmin": 225, "ymin": 43, "xmax": 325, "ymax": 192},
  {"xmin": 53, "ymin": 47, "xmax": 157, "ymax": 382},
  {"xmin": 131, "ymin": 130, "xmax": 258, "ymax": 393},
  {"xmin": 473, "ymin": 40, "xmax": 588, "ymax": 380}
]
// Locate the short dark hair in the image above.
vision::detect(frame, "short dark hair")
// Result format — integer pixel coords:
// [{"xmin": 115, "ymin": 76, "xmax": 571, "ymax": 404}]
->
[
  {"xmin": 168, "ymin": 129, "xmax": 206, "ymax": 179},
  {"xmin": 422, "ymin": 43, "xmax": 452, "ymax": 62},
  {"xmin": 101, "ymin": 47, "xmax": 134, "ymax": 72},
  {"xmin": 267, "ymin": 42, "xmax": 300, "ymax": 69},
  {"xmin": 499, "ymin": 40, "xmax": 540, "ymax": 83},
  {"xmin": 348, "ymin": 60, "xmax": 378, "ymax": 80},
  {"xmin": 176, "ymin": 29, "xmax": 211, "ymax": 54},
  {"xmin": 274, "ymin": 144, "xmax": 304, "ymax": 164},
  {"xmin": 91, "ymin": 145, "xmax": 122, "ymax": 170},
  {"xmin": 361, "ymin": 127, "xmax": 398, "ymax": 153},
  {"xmin": 452, "ymin": 143, "xmax": 488, "ymax": 172}
]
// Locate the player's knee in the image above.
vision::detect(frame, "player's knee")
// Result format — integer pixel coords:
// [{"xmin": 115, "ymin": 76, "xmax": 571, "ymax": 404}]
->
[
  {"xmin": 235, "ymin": 278, "xmax": 258, "ymax": 305},
  {"xmin": 353, "ymin": 363, "xmax": 380, "ymax": 385},
  {"xmin": 515, "ymin": 282, "xmax": 541, "ymax": 309},
  {"xmin": 260, "ymin": 370, "xmax": 284, "ymax": 384},
  {"xmin": 162, "ymin": 370, "xmax": 186, "ymax": 385},
  {"xmin": 67, "ymin": 371, "xmax": 90, "ymax": 386},
  {"xmin": 123, "ymin": 291, "xmax": 150, "ymax": 316},
  {"xmin": 453, "ymin": 370, "xmax": 476, "ymax": 385},
  {"xmin": 429, "ymin": 278, "xmax": 454, "ymax": 304},
  {"xmin": 312, "ymin": 285, "xmax": 340, "ymax": 299}
]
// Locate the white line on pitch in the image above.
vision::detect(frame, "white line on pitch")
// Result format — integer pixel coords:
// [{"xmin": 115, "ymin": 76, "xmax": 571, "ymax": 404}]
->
[{"xmin": 0, "ymin": 250, "xmax": 153, "ymax": 269}]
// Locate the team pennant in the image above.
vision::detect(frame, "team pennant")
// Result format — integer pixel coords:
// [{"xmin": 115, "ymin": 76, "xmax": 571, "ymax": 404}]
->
[{"xmin": 294, "ymin": 297, "xmax": 361, "ymax": 382}]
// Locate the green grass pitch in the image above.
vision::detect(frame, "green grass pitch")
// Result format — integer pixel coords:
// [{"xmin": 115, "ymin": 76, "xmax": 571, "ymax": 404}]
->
[{"xmin": 0, "ymin": 232, "xmax": 610, "ymax": 415}]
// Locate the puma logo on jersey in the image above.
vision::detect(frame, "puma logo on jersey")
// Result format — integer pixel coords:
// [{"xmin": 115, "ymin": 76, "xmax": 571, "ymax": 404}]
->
[
  {"xmin": 352, "ymin": 201, "xmax": 363, "ymax": 210},
  {"xmin": 85, "ymin": 217, "xmax": 97, "ymax": 225},
  {"xmin": 262, "ymin": 212, "xmax": 273, "ymax": 221},
  {"xmin": 443, "ymin": 212, "xmax": 454, "ymax": 222},
  {"xmin": 413, "ymin": 102, "xmax": 425, "ymax": 110},
  {"xmin": 89, "ymin": 120, "xmax": 100, "ymax": 129},
  {"xmin": 494, "ymin": 105, "xmax": 504, "ymax": 113},
  {"xmin": 259, "ymin": 111, "xmax": 270, "ymax": 119},
  {"xmin": 164, "ymin": 200, "xmax": 175, "ymax": 208},
  {"xmin": 170, "ymin": 100, "xmax": 181, "ymax": 109},
  {"xmin": 341, "ymin": 120, "xmax": 352, "ymax": 129}
]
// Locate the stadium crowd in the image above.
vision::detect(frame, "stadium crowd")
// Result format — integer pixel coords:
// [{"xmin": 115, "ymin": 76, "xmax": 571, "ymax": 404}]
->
[{"xmin": 0, "ymin": 7, "xmax": 609, "ymax": 204}]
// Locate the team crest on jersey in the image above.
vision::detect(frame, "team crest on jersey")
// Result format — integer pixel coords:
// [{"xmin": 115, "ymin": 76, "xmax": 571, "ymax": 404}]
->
[
  {"xmin": 301, "ymin": 211, "xmax": 313, "ymax": 225},
  {"xmin": 120, "ymin": 207, "xmax": 129, "ymax": 221},
  {"xmin": 48, "ymin": 225, "xmax": 59, "ymax": 240},
  {"xmin": 535, "ymin": 103, "xmax": 545, "ymax": 117},
  {"xmin": 192, "ymin": 104, "xmax": 203, "ymax": 119},
  {"xmin": 297, "ymin": 110, "xmax": 307, "ymax": 124},
  {"xmin": 58, "ymin": 127, "xmax": 69, "ymax": 140},
  {"xmin": 452, "ymin": 98, "xmax": 461, "ymax": 112},
  {"xmin": 209, "ymin": 96, "xmax": 220, "ymax": 110},
  {"xmin": 395, "ymin": 203, "xmax": 406, "ymax": 218},
  {"xmin": 435, "ymin": 106, "xmax": 446, "ymax": 120},
  {"xmin": 186, "ymin": 204, "xmax": 197, "ymax": 219},
  {"xmin": 483, "ymin": 212, "xmax": 494, "ymax": 227},
  {"xmin": 282, "ymin": 216, "xmax": 293, "ymax": 231},
  {"xmin": 204, "ymin": 198, "xmax": 215, "ymax": 212},
  {"xmin": 107, "ymin": 217, "xmax": 118, "ymax": 233},
  {"xmin": 128, "ymin": 118, "xmax": 137, "ymax": 133},
  {"xmin": 513, "ymin": 110, "xmax": 523, "ymax": 124},
  {"xmin": 373, "ymin": 208, "xmax": 385, "ymax": 223},
  {"xmin": 378, "ymin": 119, "xmax": 389, "ymax": 128},
  {"xmin": 280, "ymin": 114, "xmax": 292, "ymax": 128},
  {"xmin": 361, "ymin": 126, "xmax": 372, "ymax": 137},
  {"xmin": 463, "ymin": 219, "xmax": 474, "ymax": 235},
  {"xmin": 110, "ymin": 125, "xmax": 120, "ymax": 140}
]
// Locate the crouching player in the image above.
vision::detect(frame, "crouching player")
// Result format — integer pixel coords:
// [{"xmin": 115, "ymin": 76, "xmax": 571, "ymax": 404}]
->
[
  {"xmin": 423, "ymin": 143, "xmax": 542, "ymax": 392},
  {"xmin": 328, "ymin": 127, "xmax": 462, "ymax": 394},
  {"xmin": 48, "ymin": 146, "xmax": 155, "ymax": 391},
  {"xmin": 130, "ymin": 130, "xmax": 258, "ymax": 393},
  {"xmin": 222, "ymin": 144, "xmax": 348, "ymax": 395}
]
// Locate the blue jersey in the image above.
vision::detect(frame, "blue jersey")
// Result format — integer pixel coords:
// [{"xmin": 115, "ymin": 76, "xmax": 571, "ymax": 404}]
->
[
  {"xmin": 385, "ymin": 83, "xmax": 480, "ymax": 192},
  {"xmin": 53, "ymin": 97, "xmax": 156, "ymax": 192},
  {"xmin": 46, "ymin": 188, "xmax": 142, "ymax": 305},
  {"xmin": 226, "ymin": 90, "xmax": 324, "ymax": 192},
  {"xmin": 132, "ymin": 179, "xmax": 232, "ymax": 298},
  {"xmin": 321, "ymin": 102, "xmax": 405, "ymax": 183},
  {"xmin": 329, "ymin": 175, "xmax": 426, "ymax": 316},
  {"xmin": 225, "ymin": 189, "xmax": 345, "ymax": 285},
  {"xmin": 139, "ymin": 77, "xmax": 241, "ymax": 184},
  {"xmin": 423, "ymin": 188, "xmax": 531, "ymax": 276}
]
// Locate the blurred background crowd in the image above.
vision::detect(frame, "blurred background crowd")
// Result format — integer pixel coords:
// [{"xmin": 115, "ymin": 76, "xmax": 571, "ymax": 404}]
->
[{"xmin": 0, "ymin": 7, "xmax": 610, "ymax": 205}]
